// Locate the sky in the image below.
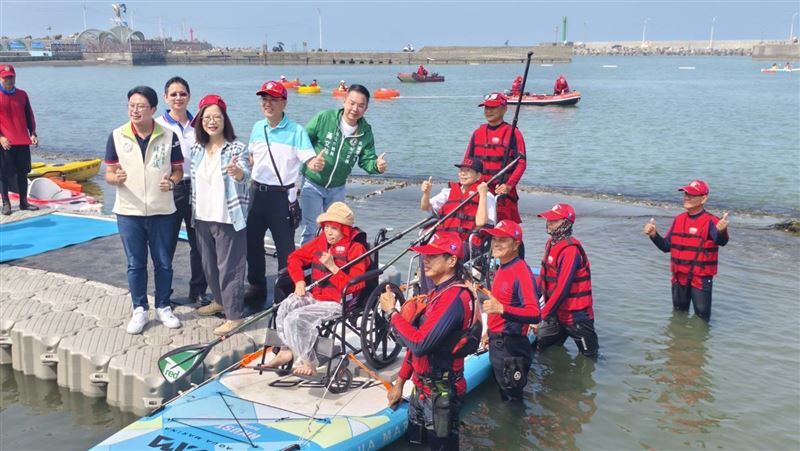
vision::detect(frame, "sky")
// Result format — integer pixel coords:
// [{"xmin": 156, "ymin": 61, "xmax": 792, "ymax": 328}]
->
[{"xmin": 1, "ymin": 1, "xmax": 798, "ymax": 50}]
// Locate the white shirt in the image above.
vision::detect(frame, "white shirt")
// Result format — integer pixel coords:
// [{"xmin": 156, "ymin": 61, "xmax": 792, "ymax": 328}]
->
[
  {"xmin": 156, "ymin": 111, "xmax": 195, "ymax": 179},
  {"xmin": 430, "ymin": 187, "xmax": 497, "ymax": 224},
  {"xmin": 194, "ymin": 149, "xmax": 231, "ymax": 224},
  {"xmin": 340, "ymin": 117, "xmax": 357, "ymax": 138}
]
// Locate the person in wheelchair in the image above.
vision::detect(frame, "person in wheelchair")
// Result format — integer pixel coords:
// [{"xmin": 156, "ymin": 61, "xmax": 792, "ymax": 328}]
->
[
  {"xmin": 479, "ymin": 220, "xmax": 541, "ymax": 401},
  {"xmin": 380, "ymin": 232, "xmax": 479, "ymax": 451},
  {"xmin": 263, "ymin": 202, "xmax": 369, "ymax": 376}
]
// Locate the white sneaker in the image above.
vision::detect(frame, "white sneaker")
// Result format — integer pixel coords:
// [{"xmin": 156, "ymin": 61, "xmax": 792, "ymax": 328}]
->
[
  {"xmin": 156, "ymin": 306, "xmax": 181, "ymax": 329},
  {"xmin": 127, "ymin": 307, "xmax": 148, "ymax": 334}
]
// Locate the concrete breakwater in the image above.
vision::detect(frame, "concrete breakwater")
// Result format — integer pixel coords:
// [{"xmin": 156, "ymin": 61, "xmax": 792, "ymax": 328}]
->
[{"xmin": 165, "ymin": 44, "xmax": 572, "ymax": 66}]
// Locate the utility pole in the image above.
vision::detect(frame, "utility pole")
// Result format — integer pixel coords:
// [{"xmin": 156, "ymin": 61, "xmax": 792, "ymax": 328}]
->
[
  {"xmin": 641, "ymin": 18, "xmax": 650, "ymax": 47},
  {"xmin": 82, "ymin": 3, "xmax": 87, "ymax": 31},
  {"xmin": 317, "ymin": 8, "xmax": 322, "ymax": 51},
  {"xmin": 583, "ymin": 21, "xmax": 588, "ymax": 44},
  {"xmin": 791, "ymin": 12, "xmax": 798, "ymax": 41},
  {"xmin": 709, "ymin": 16, "xmax": 717, "ymax": 49}
]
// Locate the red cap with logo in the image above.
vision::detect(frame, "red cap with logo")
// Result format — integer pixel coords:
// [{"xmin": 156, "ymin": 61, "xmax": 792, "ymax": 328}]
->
[
  {"xmin": 537, "ymin": 203, "xmax": 576, "ymax": 223},
  {"xmin": 480, "ymin": 220, "xmax": 523, "ymax": 241},
  {"xmin": 410, "ymin": 232, "xmax": 463, "ymax": 259},
  {"xmin": 478, "ymin": 92, "xmax": 507, "ymax": 108},
  {"xmin": 256, "ymin": 80, "xmax": 288, "ymax": 99},
  {"xmin": 0, "ymin": 64, "xmax": 15, "ymax": 78},
  {"xmin": 678, "ymin": 179, "xmax": 709, "ymax": 196},
  {"xmin": 191, "ymin": 94, "xmax": 227, "ymax": 127}
]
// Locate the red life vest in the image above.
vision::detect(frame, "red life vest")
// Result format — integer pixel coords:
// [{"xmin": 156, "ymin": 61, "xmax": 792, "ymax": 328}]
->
[
  {"xmin": 669, "ymin": 211, "xmax": 720, "ymax": 278},
  {"xmin": 540, "ymin": 237, "xmax": 593, "ymax": 321},
  {"xmin": 309, "ymin": 238, "xmax": 366, "ymax": 302},
  {"xmin": 439, "ymin": 181, "xmax": 480, "ymax": 240}
]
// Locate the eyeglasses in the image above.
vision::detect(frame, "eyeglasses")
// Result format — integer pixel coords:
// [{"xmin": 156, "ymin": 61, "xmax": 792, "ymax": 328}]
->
[
  {"xmin": 169, "ymin": 92, "xmax": 189, "ymax": 98},
  {"xmin": 128, "ymin": 103, "xmax": 152, "ymax": 112},
  {"xmin": 202, "ymin": 115, "xmax": 224, "ymax": 123}
]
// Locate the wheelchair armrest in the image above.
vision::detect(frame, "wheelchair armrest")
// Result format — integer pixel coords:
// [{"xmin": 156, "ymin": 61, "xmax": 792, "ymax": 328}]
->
[{"xmin": 345, "ymin": 268, "xmax": 384, "ymax": 291}]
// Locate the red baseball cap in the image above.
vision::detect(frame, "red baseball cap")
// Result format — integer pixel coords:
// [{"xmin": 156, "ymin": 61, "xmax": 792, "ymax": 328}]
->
[
  {"xmin": 410, "ymin": 232, "xmax": 463, "ymax": 259},
  {"xmin": 481, "ymin": 220, "xmax": 523, "ymax": 241},
  {"xmin": 191, "ymin": 94, "xmax": 227, "ymax": 127},
  {"xmin": 0, "ymin": 64, "xmax": 15, "ymax": 78},
  {"xmin": 257, "ymin": 81, "xmax": 287, "ymax": 99},
  {"xmin": 678, "ymin": 179, "xmax": 709, "ymax": 196},
  {"xmin": 478, "ymin": 92, "xmax": 507, "ymax": 108},
  {"xmin": 537, "ymin": 203, "xmax": 576, "ymax": 223}
]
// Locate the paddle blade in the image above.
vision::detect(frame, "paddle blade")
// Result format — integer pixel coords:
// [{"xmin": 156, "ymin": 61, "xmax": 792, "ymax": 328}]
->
[{"xmin": 158, "ymin": 345, "xmax": 207, "ymax": 383}]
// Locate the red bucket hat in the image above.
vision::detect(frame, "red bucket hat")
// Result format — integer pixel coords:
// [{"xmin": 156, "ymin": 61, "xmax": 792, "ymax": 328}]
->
[
  {"xmin": 191, "ymin": 94, "xmax": 227, "ymax": 127},
  {"xmin": 537, "ymin": 203, "xmax": 576, "ymax": 223},
  {"xmin": 410, "ymin": 232, "xmax": 463, "ymax": 259}
]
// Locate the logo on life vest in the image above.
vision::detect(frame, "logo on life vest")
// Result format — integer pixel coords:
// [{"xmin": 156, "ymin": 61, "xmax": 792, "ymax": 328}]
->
[
  {"xmin": 548, "ymin": 255, "xmax": 554, "ymax": 264},
  {"xmin": 335, "ymin": 245, "xmax": 346, "ymax": 254},
  {"xmin": 689, "ymin": 227, "xmax": 698, "ymax": 234},
  {"xmin": 492, "ymin": 137, "xmax": 500, "ymax": 144}
]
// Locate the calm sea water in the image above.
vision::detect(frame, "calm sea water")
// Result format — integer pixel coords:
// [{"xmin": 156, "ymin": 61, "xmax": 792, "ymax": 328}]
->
[
  {"xmin": 2, "ymin": 57, "xmax": 799, "ymax": 451},
  {"xmin": 23, "ymin": 56, "xmax": 800, "ymax": 216}
]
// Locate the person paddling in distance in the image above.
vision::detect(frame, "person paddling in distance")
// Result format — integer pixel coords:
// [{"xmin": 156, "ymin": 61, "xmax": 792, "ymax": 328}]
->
[
  {"xmin": 104, "ymin": 86, "xmax": 184, "ymax": 334},
  {"xmin": 263, "ymin": 202, "xmax": 369, "ymax": 376},
  {"xmin": 479, "ymin": 220, "xmax": 541, "ymax": 402},
  {"xmin": 299, "ymin": 84, "xmax": 388, "ymax": 244},
  {"xmin": 380, "ymin": 232, "xmax": 476, "ymax": 451},
  {"xmin": 644, "ymin": 180, "xmax": 730, "ymax": 322},
  {"xmin": 189, "ymin": 95, "xmax": 251, "ymax": 336}
]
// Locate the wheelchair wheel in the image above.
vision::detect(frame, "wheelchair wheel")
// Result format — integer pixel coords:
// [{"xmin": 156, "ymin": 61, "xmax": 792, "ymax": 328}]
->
[
  {"xmin": 360, "ymin": 282, "xmax": 404, "ymax": 369},
  {"xmin": 327, "ymin": 366, "xmax": 353, "ymax": 394}
]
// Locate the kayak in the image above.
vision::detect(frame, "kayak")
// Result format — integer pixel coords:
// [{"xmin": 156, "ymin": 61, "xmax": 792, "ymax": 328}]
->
[
  {"xmin": 506, "ymin": 91, "xmax": 581, "ymax": 106},
  {"xmin": 297, "ymin": 85, "xmax": 322, "ymax": 94},
  {"xmin": 374, "ymin": 88, "xmax": 400, "ymax": 100},
  {"xmin": 397, "ymin": 72, "xmax": 445, "ymax": 83},
  {"xmin": 331, "ymin": 89, "xmax": 347, "ymax": 97},
  {"xmin": 28, "ymin": 159, "xmax": 101, "ymax": 182},
  {"xmin": 92, "ymin": 332, "xmax": 535, "ymax": 450},
  {"xmin": 9, "ymin": 178, "xmax": 100, "ymax": 212},
  {"xmin": 760, "ymin": 68, "xmax": 800, "ymax": 73}
]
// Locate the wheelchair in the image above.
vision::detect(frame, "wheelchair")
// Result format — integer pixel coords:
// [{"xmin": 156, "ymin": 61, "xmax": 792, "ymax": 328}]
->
[{"xmin": 257, "ymin": 227, "xmax": 405, "ymax": 394}]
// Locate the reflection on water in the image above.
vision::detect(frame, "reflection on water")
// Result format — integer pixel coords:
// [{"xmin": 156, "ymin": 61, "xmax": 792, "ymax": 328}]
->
[
  {"xmin": 0, "ymin": 365, "xmax": 138, "ymax": 448},
  {"xmin": 630, "ymin": 311, "xmax": 731, "ymax": 440}
]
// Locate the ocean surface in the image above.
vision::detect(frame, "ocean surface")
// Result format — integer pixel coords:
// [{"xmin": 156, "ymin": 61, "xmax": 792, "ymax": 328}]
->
[{"xmin": 1, "ymin": 57, "xmax": 799, "ymax": 450}]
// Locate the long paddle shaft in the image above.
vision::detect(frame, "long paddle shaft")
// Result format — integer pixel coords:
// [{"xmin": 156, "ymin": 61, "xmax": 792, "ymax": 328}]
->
[
  {"xmin": 498, "ymin": 51, "xmax": 534, "ymax": 186},
  {"xmin": 157, "ymin": 215, "xmax": 435, "ymax": 383},
  {"xmin": 382, "ymin": 155, "xmax": 522, "ymax": 270}
]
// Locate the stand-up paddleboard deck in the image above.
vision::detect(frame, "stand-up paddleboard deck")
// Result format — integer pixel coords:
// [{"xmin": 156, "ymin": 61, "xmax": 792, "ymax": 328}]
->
[{"xmin": 91, "ymin": 336, "xmax": 530, "ymax": 450}]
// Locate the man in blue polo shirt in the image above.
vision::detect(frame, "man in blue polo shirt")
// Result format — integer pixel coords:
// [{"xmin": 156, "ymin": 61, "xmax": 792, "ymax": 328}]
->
[{"xmin": 243, "ymin": 81, "xmax": 321, "ymax": 312}]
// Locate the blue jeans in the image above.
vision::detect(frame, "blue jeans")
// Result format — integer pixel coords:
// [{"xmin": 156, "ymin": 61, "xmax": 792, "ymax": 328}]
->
[
  {"xmin": 117, "ymin": 214, "xmax": 175, "ymax": 310},
  {"xmin": 298, "ymin": 178, "xmax": 346, "ymax": 244}
]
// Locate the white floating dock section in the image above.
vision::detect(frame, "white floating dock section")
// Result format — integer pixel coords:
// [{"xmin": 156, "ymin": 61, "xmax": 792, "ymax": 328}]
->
[{"xmin": 0, "ymin": 265, "xmax": 263, "ymax": 415}]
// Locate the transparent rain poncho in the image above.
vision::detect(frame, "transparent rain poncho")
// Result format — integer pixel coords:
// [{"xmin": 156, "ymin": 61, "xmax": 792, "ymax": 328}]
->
[{"xmin": 275, "ymin": 293, "xmax": 342, "ymax": 367}]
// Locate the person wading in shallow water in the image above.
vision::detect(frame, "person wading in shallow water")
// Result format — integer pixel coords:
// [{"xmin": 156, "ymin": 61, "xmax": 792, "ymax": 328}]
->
[
  {"xmin": 535, "ymin": 203, "xmax": 599, "ymax": 359},
  {"xmin": 644, "ymin": 179, "xmax": 730, "ymax": 322}
]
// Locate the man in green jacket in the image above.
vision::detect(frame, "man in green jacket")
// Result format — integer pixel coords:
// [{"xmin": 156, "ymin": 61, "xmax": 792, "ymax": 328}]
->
[{"xmin": 299, "ymin": 84, "xmax": 387, "ymax": 243}]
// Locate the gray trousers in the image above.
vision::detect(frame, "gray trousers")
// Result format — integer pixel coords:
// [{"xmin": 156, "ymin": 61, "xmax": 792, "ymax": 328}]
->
[{"xmin": 195, "ymin": 220, "xmax": 246, "ymax": 320}]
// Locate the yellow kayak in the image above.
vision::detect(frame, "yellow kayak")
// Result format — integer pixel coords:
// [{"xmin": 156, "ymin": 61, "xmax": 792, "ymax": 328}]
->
[
  {"xmin": 28, "ymin": 159, "xmax": 102, "ymax": 182},
  {"xmin": 297, "ymin": 85, "xmax": 321, "ymax": 94}
]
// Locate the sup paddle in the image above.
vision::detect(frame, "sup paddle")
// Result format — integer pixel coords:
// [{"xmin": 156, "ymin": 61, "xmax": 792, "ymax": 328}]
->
[
  {"xmin": 497, "ymin": 51, "xmax": 534, "ymax": 193},
  {"xmin": 158, "ymin": 215, "xmax": 438, "ymax": 384}
]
